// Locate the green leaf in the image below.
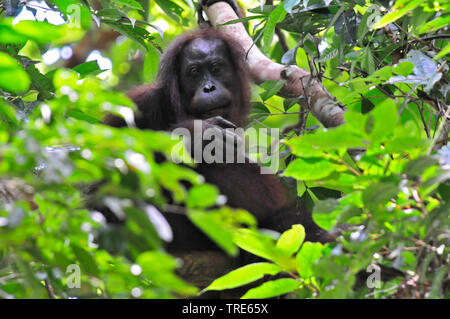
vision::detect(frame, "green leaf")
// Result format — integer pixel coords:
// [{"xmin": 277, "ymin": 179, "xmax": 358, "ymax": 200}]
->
[
  {"xmin": 241, "ymin": 278, "xmax": 301, "ymax": 299},
  {"xmin": 109, "ymin": 24, "xmax": 149, "ymax": 51},
  {"xmin": 429, "ymin": 266, "xmax": 448, "ymax": 298},
  {"xmin": 49, "ymin": 0, "xmax": 92, "ymax": 29},
  {"xmin": 71, "ymin": 244, "xmax": 100, "ymax": 277},
  {"xmin": 276, "ymin": 225, "xmax": 305, "ymax": 256},
  {"xmin": 137, "ymin": 251, "xmax": 178, "ymax": 272},
  {"xmin": 0, "ymin": 52, "xmax": 30, "ymax": 92},
  {"xmin": 296, "ymin": 242, "xmax": 324, "ymax": 278},
  {"xmin": 154, "ymin": 0, "xmax": 188, "ymax": 26},
  {"xmin": 233, "ymin": 228, "xmax": 276, "ymax": 261},
  {"xmin": 66, "ymin": 110, "xmax": 100, "ymax": 124},
  {"xmin": 218, "ymin": 15, "xmax": 266, "ymax": 26},
  {"xmin": 96, "ymin": 8, "xmax": 125, "ymax": 20},
  {"xmin": 361, "ymin": 46, "xmax": 375, "ymax": 74},
  {"xmin": 187, "ymin": 184, "xmax": 219, "ymax": 208},
  {"xmin": 113, "ymin": 0, "xmax": 143, "ymax": 10},
  {"xmin": 73, "ymin": 61, "xmax": 105, "ymax": 76},
  {"xmin": 249, "ymin": 102, "xmax": 270, "ymax": 123},
  {"xmin": 299, "ymin": 126, "xmax": 365, "ymax": 150},
  {"xmin": 25, "ymin": 64, "xmax": 54, "ymax": 99},
  {"xmin": 434, "ymin": 43, "xmax": 450, "ymax": 60},
  {"xmin": 372, "ymin": 0, "xmax": 422, "ymax": 29},
  {"xmin": 313, "ymin": 198, "xmax": 339, "ymax": 215},
  {"xmin": 362, "ymin": 181, "xmax": 399, "ymax": 207},
  {"xmin": 418, "ymin": 15, "xmax": 450, "ymax": 34},
  {"xmin": 285, "ymin": 138, "xmax": 323, "ymax": 158},
  {"xmin": 402, "ymin": 251, "xmax": 417, "ymax": 267},
  {"xmin": 263, "ymin": 4, "xmax": 287, "ymax": 53},
  {"xmin": 0, "ymin": 101, "xmax": 19, "ymax": 127},
  {"xmin": 137, "ymin": 251, "xmax": 198, "ymax": 294},
  {"xmin": 369, "ymin": 99, "xmax": 398, "ymax": 142},
  {"xmin": 297, "ymin": 181, "xmax": 307, "ymax": 197},
  {"xmin": 260, "ymin": 80, "xmax": 286, "ymax": 101},
  {"xmin": 393, "ymin": 61, "xmax": 414, "ymax": 77},
  {"xmin": 403, "ymin": 155, "xmax": 439, "ymax": 178},
  {"xmin": 0, "ymin": 19, "xmax": 67, "ymax": 44},
  {"xmin": 205, "ymin": 262, "xmax": 282, "ymax": 291},
  {"xmin": 385, "ymin": 136, "xmax": 425, "ymax": 153},
  {"xmin": 189, "ymin": 210, "xmax": 238, "ymax": 256},
  {"xmin": 284, "ymin": 158, "xmax": 336, "ymax": 181}
]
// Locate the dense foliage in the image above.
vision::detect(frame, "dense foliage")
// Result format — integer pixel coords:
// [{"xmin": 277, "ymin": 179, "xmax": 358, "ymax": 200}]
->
[{"xmin": 0, "ymin": 0, "xmax": 448, "ymax": 299}]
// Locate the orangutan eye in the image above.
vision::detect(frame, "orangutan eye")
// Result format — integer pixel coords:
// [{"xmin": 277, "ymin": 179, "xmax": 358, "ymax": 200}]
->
[
  {"xmin": 211, "ymin": 62, "xmax": 221, "ymax": 73},
  {"xmin": 189, "ymin": 66, "xmax": 200, "ymax": 76}
]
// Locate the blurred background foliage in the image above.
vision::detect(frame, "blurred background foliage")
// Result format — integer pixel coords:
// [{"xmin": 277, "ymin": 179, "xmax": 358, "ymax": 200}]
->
[{"xmin": 0, "ymin": 0, "xmax": 448, "ymax": 298}]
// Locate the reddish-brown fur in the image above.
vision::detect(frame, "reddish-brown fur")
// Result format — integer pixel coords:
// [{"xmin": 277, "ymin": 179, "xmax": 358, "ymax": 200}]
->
[{"xmin": 104, "ymin": 29, "xmax": 333, "ymax": 249}]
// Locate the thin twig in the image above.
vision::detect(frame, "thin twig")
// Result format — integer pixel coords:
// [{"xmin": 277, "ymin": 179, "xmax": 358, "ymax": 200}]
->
[
  {"xmin": 337, "ymin": 157, "xmax": 361, "ymax": 176},
  {"xmin": 44, "ymin": 278, "xmax": 57, "ymax": 299},
  {"xmin": 275, "ymin": 26, "xmax": 289, "ymax": 53},
  {"xmin": 428, "ymin": 104, "xmax": 450, "ymax": 154}
]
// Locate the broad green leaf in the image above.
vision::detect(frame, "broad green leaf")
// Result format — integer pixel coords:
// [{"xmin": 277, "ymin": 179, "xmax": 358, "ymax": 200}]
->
[
  {"xmin": 241, "ymin": 278, "xmax": 301, "ymax": 299},
  {"xmin": 0, "ymin": 22, "xmax": 29, "ymax": 44},
  {"xmin": 0, "ymin": 19, "xmax": 66, "ymax": 44},
  {"xmin": 429, "ymin": 266, "xmax": 448, "ymax": 298},
  {"xmin": 187, "ymin": 184, "xmax": 219, "ymax": 208},
  {"xmin": 233, "ymin": 228, "xmax": 276, "ymax": 261},
  {"xmin": 154, "ymin": 0, "xmax": 188, "ymax": 26},
  {"xmin": 299, "ymin": 126, "xmax": 365, "ymax": 150},
  {"xmin": 137, "ymin": 251, "xmax": 178, "ymax": 272},
  {"xmin": 297, "ymin": 181, "xmax": 307, "ymax": 197},
  {"xmin": 296, "ymin": 242, "xmax": 324, "ymax": 278},
  {"xmin": 0, "ymin": 52, "xmax": 30, "ymax": 92},
  {"xmin": 113, "ymin": 0, "xmax": 143, "ymax": 10},
  {"xmin": 66, "ymin": 110, "xmax": 100, "ymax": 124},
  {"xmin": 218, "ymin": 15, "xmax": 266, "ymax": 26},
  {"xmin": 361, "ymin": 46, "xmax": 375, "ymax": 74},
  {"xmin": 109, "ymin": 24, "xmax": 149, "ymax": 51},
  {"xmin": 276, "ymin": 225, "xmax": 305, "ymax": 256},
  {"xmin": 402, "ymin": 251, "xmax": 417, "ymax": 267},
  {"xmin": 385, "ymin": 136, "xmax": 425, "ymax": 153},
  {"xmin": 249, "ymin": 102, "xmax": 270, "ymax": 122},
  {"xmin": 96, "ymin": 8, "xmax": 124, "ymax": 20},
  {"xmin": 336, "ymin": 204, "xmax": 363, "ymax": 224},
  {"xmin": 369, "ymin": 99, "xmax": 398, "ymax": 142},
  {"xmin": 285, "ymin": 138, "xmax": 323, "ymax": 157},
  {"xmin": 403, "ymin": 155, "xmax": 439, "ymax": 178},
  {"xmin": 284, "ymin": 158, "xmax": 337, "ymax": 181},
  {"xmin": 0, "ymin": 101, "xmax": 19, "ymax": 127},
  {"xmin": 189, "ymin": 210, "xmax": 237, "ymax": 256},
  {"xmin": 393, "ymin": 61, "xmax": 414, "ymax": 77},
  {"xmin": 372, "ymin": 0, "xmax": 422, "ymax": 29},
  {"xmin": 362, "ymin": 181, "xmax": 399, "ymax": 207},
  {"xmin": 136, "ymin": 251, "xmax": 198, "ymax": 294},
  {"xmin": 418, "ymin": 15, "xmax": 450, "ymax": 34},
  {"xmin": 205, "ymin": 262, "xmax": 282, "ymax": 291},
  {"xmin": 313, "ymin": 198, "xmax": 339, "ymax": 215},
  {"xmin": 434, "ymin": 43, "xmax": 450, "ymax": 60},
  {"xmin": 263, "ymin": 4, "xmax": 287, "ymax": 53},
  {"xmin": 25, "ymin": 64, "xmax": 54, "ymax": 99},
  {"xmin": 49, "ymin": 0, "xmax": 92, "ymax": 29},
  {"xmin": 260, "ymin": 80, "xmax": 286, "ymax": 101},
  {"xmin": 71, "ymin": 244, "xmax": 100, "ymax": 277},
  {"xmin": 73, "ymin": 61, "xmax": 104, "ymax": 76}
]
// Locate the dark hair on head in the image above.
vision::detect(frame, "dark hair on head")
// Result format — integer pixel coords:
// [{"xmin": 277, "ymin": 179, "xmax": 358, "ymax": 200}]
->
[{"xmin": 156, "ymin": 28, "xmax": 251, "ymax": 127}]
